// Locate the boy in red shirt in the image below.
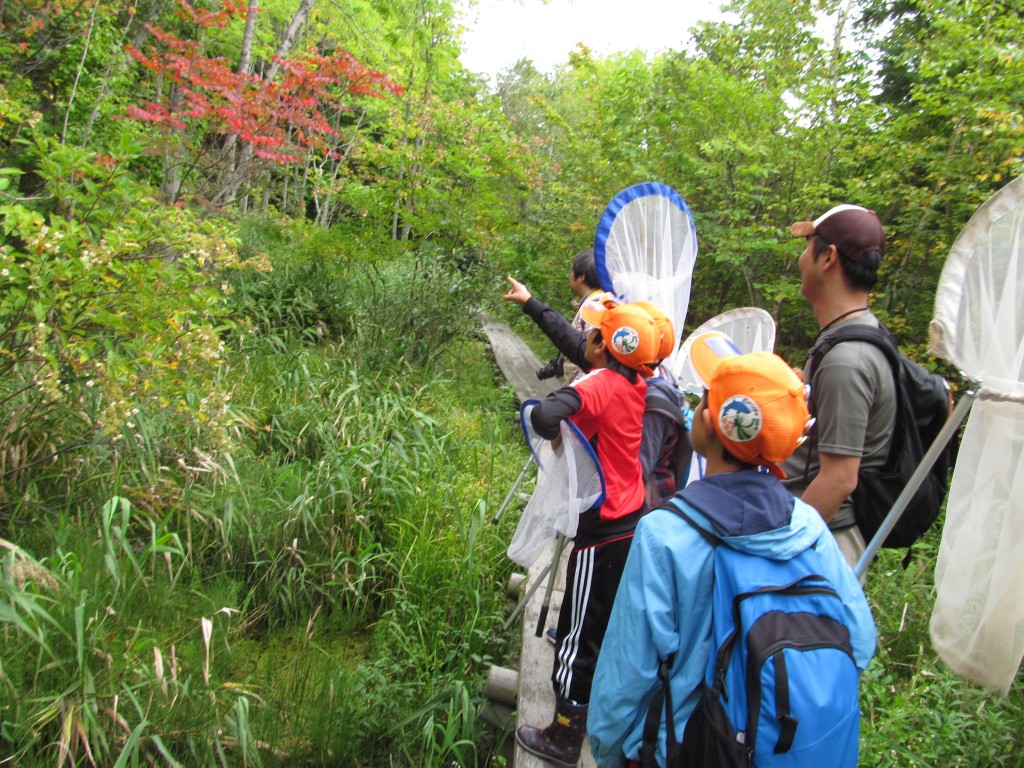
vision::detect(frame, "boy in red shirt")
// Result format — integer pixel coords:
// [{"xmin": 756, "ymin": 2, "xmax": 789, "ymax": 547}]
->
[{"xmin": 516, "ymin": 296, "xmax": 658, "ymax": 768}]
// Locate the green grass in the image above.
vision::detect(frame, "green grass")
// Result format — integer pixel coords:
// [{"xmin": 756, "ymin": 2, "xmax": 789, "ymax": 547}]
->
[
  {"xmin": 860, "ymin": 530, "xmax": 1024, "ymax": 767},
  {"xmin": 0, "ymin": 260, "xmax": 526, "ymax": 765},
  {"xmin": 2, "ymin": 215, "xmax": 1021, "ymax": 766}
]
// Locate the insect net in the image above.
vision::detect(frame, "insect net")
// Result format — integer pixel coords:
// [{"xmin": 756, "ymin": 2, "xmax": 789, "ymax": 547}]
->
[
  {"xmin": 929, "ymin": 174, "xmax": 1024, "ymax": 695},
  {"xmin": 665, "ymin": 307, "xmax": 777, "ymax": 487},
  {"xmin": 506, "ymin": 401, "xmax": 605, "ymax": 567},
  {"xmin": 672, "ymin": 307, "xmax": 777, "ymax": 394},
  {"xmin": 594, "ymin": 182, "xmax": 698, "ymax": 372}
]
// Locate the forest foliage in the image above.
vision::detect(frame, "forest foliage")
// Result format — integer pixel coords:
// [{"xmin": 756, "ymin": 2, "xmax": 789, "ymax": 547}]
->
[{"xmin": 0, "ymin": 0, "xmax": 1022, "ymax": 765}]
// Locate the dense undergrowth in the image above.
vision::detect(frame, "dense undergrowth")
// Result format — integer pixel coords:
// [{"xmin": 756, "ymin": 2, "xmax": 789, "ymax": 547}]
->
[
  {"xmin": 0, "ymin": 206, "xmax": 527, "ymax": 765},
  {"xmin": 859, "ymin": 534, "xmax": 1024, "ymax": 768},
  {"xmin": 1, "ymin": 189, "xmax": 1022, "ymax": 765}
]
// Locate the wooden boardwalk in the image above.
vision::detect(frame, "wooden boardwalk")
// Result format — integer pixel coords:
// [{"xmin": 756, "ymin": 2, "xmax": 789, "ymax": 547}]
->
[{"xmin": 480, "ymin": 315, "xmax": 597, "ymax": 768}]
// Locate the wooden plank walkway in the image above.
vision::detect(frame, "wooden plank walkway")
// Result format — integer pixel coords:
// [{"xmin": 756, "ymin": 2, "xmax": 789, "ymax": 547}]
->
[
  {"xmin": 480, "ymin": 316, "xmax": 563, "ymax": 403},
  {"xmin": 480, "ymin": 315, "xmax": 597, "ymax": 768}
]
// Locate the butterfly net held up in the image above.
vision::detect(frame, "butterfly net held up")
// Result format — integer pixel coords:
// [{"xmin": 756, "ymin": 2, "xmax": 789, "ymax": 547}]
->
[
  {"xmin": 594, "ymin": 182, "xmax": 697, "ymax": 372},
  {"xmin": 672, "ymin": 307, "xmax": 777, "ymax": 394},
  {"xmin": 929, "ymin": 175, "xmax": 1024, "ymax": 695}
]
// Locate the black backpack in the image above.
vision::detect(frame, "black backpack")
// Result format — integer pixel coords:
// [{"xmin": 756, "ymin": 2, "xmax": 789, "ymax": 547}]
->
[{"xmin": 805, "ymin": 323, "xmax": 957, "ymax": 550}]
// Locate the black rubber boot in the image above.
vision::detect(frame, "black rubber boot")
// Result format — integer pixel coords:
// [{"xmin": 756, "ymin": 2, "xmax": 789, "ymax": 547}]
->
[{"xmin": 515, "ymin": 699, "xmax": 588, "ymax": 768}]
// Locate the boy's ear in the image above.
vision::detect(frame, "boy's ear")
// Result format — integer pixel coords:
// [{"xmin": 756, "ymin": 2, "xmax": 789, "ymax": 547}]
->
[{"xmin": 700, "ymin": 404, "xmax": 714, "ymax": 434}]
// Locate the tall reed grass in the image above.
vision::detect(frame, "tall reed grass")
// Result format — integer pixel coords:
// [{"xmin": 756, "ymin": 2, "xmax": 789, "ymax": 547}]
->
[{"xmin": 0, "ymin": 219, "xmax": 524, "ymax": 765}]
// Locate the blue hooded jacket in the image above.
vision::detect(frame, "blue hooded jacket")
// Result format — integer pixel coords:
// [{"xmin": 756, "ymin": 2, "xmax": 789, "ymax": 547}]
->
[{"xmin": 588, "ymin": 471, "xmax": 876, "ymax": 767}]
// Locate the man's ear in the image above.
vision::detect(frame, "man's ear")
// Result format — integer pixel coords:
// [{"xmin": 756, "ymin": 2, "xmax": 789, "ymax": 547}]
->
[{"xmin": 820, "ymin": 243, "xmax": 841, "ymax": 272}]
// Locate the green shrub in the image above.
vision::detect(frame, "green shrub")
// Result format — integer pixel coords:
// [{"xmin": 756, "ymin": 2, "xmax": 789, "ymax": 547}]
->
[
  {"xmin": 0, "ymin": 134, "xmax": 242, "ymax": 529},
  {"xmin": 229, "ymin": 219, "xmax": 488, "ymax": 377},
  {"xmin": 860, "ymin": 531, "xmax": 1024, "ymax": 767}
]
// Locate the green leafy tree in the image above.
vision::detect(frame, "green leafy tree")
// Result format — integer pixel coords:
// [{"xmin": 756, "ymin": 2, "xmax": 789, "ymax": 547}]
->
[{"xmin": 854, "ymin": 0, "xmax": 1024, "ymax": 339}]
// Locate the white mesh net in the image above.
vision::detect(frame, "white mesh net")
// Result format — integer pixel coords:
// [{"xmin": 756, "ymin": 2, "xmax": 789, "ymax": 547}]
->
[
  {"xmin": 668, "ymin": 307, "xmax": 777, "ymax": 486},
  {"xmin": 672, "ymin": 307, "xmax": 777, "ymax": 394},
  {"xmin": 594, "ymin": 183, "xmax": 698, "ymax": 372},
  {"xmin": 507, "ymin": 403, "xmax": 605, "ymax": 567},
  {"xmin": 929, "ymin": 174, "xmax": 1024, "ymax": 695}
]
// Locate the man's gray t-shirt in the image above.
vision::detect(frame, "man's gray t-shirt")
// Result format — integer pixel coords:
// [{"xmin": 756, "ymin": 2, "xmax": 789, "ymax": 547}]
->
[{"xmin": 781, "ymin": 312, "xmax": 896, "ymax": 530}]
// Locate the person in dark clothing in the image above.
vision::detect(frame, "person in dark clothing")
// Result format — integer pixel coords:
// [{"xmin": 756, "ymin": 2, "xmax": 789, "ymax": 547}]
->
[
  {"xmin": 508, "ymin": 249, "xmax": 605, "ymax": 386},
  {"xmin": 511, "ymin": 295, "xmax": 659, "ymax": 768},
  {"xmin": 633, "ymin": 300, "xmax": 689, "ymax": 504}
]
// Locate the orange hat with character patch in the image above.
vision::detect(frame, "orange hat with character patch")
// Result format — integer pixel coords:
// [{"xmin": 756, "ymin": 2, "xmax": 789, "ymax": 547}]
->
[
  {"xmin": 690, "ymin": 331, "xmax": 810, "ymax": 478},
  {"xmin": 579, "ymin": 297, "xmax": 658, "ymax": 375}
]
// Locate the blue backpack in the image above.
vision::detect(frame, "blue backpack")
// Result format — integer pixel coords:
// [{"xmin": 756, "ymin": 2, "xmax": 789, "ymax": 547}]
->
[{"xmin": 641, "ymin": 498, "xmax": 861, "ymax": 768}]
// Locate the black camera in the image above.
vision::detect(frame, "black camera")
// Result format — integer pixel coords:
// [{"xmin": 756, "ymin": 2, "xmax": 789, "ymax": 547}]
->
[{"xmin": 536, "ymin": 355, "xmax": 565, "ymax": 381}]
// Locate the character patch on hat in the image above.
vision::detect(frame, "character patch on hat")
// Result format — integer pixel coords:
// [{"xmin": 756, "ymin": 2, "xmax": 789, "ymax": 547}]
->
[
  {"xmin": 718, "ymin": 395, "xmax": 762, "ymax": 443},
  {"xmin": 611, "ymin": 326, "xmax": 640, "ymax": 356}
]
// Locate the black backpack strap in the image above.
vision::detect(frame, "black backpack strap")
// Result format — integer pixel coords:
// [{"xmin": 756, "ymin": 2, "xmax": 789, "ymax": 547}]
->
[
  {"xmin": 640, "ymin": 500, "xmax": 720, "ymax": 766},
  {"xmin": 772, "ymin": 650, "xmax": 798, "ymax": 753},
  {"xmin": 804, "ymin": 322, "xmax": 909, "ymax": 467},
  {"xmin": 640, "ymin": 655, "xmax": 676, "ymax": 768},
  {"xmin": 807, "ymin": 323, "xmax": 900, "ymax": 397},
  {"xmin": 817, "ymin": 324, "xmax": 900, "ymax": 382},
  {"xmin": 664, "ymin": 495, "xmax": 723, "ymax": 548}
]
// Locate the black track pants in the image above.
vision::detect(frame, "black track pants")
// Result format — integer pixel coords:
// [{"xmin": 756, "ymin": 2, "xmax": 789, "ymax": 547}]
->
[{"xmin": 551, "ymin": 531, "xmax": 635, "ymax": 704}]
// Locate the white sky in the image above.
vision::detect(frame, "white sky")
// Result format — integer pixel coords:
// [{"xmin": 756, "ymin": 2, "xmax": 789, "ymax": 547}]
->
[{"xmin": 458, "ymin": 0, "xmax": 731, "ymax": 82}]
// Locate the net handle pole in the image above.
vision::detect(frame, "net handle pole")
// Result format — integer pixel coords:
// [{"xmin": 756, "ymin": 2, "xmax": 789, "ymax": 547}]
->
[
  {"xmin": 854, "ymin": 391, "xmax": 975, "ymax": 579},
  {"xmin": 502, "ymin": 534, "xmax": 566, "ymax": 632},
  {"xmin": 536, "ymin": 533, "xmax": 569, "ymax": 637},
  {"xmin": 492, "ymin": 455, "xmax": 535, "ymax": 525}
]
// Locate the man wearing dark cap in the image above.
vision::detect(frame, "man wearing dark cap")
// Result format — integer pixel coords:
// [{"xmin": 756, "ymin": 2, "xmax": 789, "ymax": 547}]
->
[{"xmin": 781, "ymin": 204, "xmax": 896, "ymax": 570}]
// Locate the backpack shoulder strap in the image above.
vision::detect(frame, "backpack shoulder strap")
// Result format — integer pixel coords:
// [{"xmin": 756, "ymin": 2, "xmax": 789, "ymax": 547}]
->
[
  {"xmin": 640, "ymin": 496, "xmax": 719, "ymax": 768},
  {"xmin": 814, "ymin": 322, "xmax": 901, "ymax": 377},
  {"xmin": 645, "ymin": 393, "xmax": 687, "ymax": 427},
  {"xmin": 806, "ymin": 321, "xmax": 909, "ymax": 458},
  {"xmin": 640, "ymin": 654, "xmax": 676, "ymax": 768},
  {"xmin": 663, "ymin": 495, "xmax": 722, "ymax": 548}
]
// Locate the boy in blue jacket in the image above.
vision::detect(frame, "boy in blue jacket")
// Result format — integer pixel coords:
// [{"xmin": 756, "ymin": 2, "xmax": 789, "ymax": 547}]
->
[{"xmin": 588, "ymin": 331, "xmax": 876, "ymax": 767}]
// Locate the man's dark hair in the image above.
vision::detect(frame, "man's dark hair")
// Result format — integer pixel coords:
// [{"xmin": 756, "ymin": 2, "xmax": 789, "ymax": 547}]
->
[
  {"xmin": 572, "ymin": 248, "xmax": 600, "ymax": 290},
  {"xmin": 812, "ymin": 235, "xmax": 881, "ymax": 292}
]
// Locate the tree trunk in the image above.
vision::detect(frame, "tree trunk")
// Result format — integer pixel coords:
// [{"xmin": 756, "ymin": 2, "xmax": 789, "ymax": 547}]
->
[
  {"xmin": 215, "ymin": 0, "xmax": 316, "ymax": 206},
  {"xmin": 82, "ymin": 0, "xmax": 160, "ymax": 145},
  {"xmin": 220, "ymin": 0, "xmax": 259, "ymax": 184}
]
